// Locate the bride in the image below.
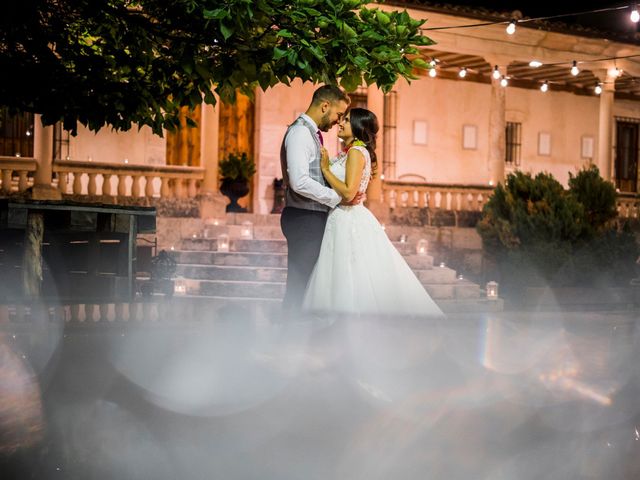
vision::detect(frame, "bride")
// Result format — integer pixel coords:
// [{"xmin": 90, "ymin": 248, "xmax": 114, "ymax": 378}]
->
[{"xmin": 302, "ymin": 108, "xmax": 443, "ymax": 317}]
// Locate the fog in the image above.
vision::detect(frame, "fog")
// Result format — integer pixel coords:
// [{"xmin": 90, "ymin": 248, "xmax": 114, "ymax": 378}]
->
[{"xmin": 1, "ymin": 288, "xmax": 640, "ymax": 479}]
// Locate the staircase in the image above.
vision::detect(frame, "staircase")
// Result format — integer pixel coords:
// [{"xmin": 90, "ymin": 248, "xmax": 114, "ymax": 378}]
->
[{"xmin": 169, "ymin": 213, "xmax": 503, "ymax": 313}]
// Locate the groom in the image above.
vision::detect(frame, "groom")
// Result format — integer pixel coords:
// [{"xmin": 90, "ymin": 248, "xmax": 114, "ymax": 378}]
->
[{"xmin": 280, "ymin": 85, "xmax": 356, "ymax": 313}]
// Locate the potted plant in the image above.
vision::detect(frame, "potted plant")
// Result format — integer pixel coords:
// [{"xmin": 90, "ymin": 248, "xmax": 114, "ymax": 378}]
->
[
  {"xmin": 219, "ymin": 152, "xmax": 256, "ymax": 212},
  {"xmin": 148, "ymin": 250, "xmax": 177, "ymax": 297}
]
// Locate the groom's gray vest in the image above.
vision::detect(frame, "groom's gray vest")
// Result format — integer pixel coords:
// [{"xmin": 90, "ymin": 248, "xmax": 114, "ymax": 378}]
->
[{"xmin": 280, "ymin": 116, "xmax": 330, "ymax": 212}]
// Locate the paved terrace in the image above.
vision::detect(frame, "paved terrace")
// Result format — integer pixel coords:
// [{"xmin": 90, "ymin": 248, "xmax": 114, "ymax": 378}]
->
[{"xmin": 1, "ymin": 304, "xmax": 639, "ymax": 479}]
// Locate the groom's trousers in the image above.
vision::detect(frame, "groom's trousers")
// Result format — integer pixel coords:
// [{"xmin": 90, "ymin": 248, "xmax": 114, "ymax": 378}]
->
[{"xmin": 280, "ymin": 206, "xmax": 328, "ymax": 313}]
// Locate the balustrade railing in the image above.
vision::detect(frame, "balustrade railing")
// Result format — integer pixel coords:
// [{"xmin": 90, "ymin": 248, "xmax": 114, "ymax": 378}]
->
[
  {"xmin": 381, "ymin": 180, "xmax": 493, "ymax": 212},
  {"xmin": 616, "ymin": 192, "xmax": 640, "ymax": 219},
  {"xmin": 0, "ymin": 156, "xmax": 37, "ymax": 194},
  {"xmin": 381, "ymin": 180, "xmax": 640, "ymax": 221},
  {"xmin": 53, "ymin": 159, "xmax": 205, "ymax": 199},
  {"xmin": 4, "ymin": 159, "xmax": 640, "ymax": 221}
]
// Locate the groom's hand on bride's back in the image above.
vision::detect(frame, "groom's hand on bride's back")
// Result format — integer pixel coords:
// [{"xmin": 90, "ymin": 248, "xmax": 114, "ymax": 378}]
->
[{"xmin": 341, "ymin": 191, "xmax": 366, "ymax": 206}]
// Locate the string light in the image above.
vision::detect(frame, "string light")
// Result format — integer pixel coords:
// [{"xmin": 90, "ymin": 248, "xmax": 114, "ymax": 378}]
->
[
  {"xmin": 608, "ymin": 66, "xmax": 622, "ymax": 77},
  {"xmin": 422, "ymin": 5, "xmax": 629, "ymax": 31},
  {"xmin": 416, "ymin": 5, "xmax": 640, "ymax": 96},
  {"xmin": 571, "ymin": 60, "xmax": 580, "ymax": 76},
  {"xmin": 500, "ymin": 76, "xmax": 508, "ymax": 87},
  {"xmin": 459, "ymin": 67, "xmax": 467, "ymax": 78},
  {"xmin": 540, "ymin": 81, "xmax": 549, "ymax": 92},
  {"xmin": 595, "ymin": 83, "xmax": 603, "ymax": 94}
]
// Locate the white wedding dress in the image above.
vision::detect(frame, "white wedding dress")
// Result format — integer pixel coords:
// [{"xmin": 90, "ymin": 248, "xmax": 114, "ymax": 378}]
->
[{"xmin": 303, "ymin": 146, "xmax": 443, "ymax": 317}]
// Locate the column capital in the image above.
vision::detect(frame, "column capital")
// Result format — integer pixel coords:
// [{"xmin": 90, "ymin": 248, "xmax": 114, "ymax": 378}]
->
[
  {"xmin": 484, "ymin": 55, "xmax": 512, "ymax": 69},
  {"xmin": 592, "ymin": 67, "xmax": 620, "ymax": 88}
]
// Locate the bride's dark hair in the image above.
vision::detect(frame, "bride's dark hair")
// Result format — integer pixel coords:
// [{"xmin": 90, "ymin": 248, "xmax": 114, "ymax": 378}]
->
[{"xmin": 349, "ymin": 108, "xmax": 379, "ymax": 176}]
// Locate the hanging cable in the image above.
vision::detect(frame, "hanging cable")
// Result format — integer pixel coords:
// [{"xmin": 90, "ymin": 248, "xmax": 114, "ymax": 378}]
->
[{"xmin": 422, "ymin": 5, "xmax": 630, "ymax": 31}]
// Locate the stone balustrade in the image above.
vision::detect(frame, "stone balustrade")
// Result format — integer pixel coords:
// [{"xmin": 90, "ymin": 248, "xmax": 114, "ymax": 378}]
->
[
  {"xmin": 617, "ymin": 192, "xmax": 640, "ymax": 219},
  {"xmin": 0, "ymin": 156, "xmax": 37, "ymax": 194},
  {"xmin": 381, "ymin": 180, "xmax": 493, "ymax": 212},
  {"xmin": 53, "ymin": 159, "xmax": 205, "ymax": 199}
]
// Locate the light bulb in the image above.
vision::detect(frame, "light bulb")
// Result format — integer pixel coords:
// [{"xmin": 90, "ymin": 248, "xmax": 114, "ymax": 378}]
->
[
  {"xmin": 540, "ymin": 81, "xmax": 548, "ymax": 92},
  {"xmin": 429, "ymin": 68, "xmax": 437, "ymax": 78},
  {"xmin": 571, "ymin": 60, "xmax": 579, "ymax": 76},
  {"xmin": 607, "ymin": 67, "xmax": 621, "ymax": 78},
  {"xmin": 500, "ymin": 76, "xmax": 508, "ymax": 87},
  {"xmin": 459, "ymin": 67, "xmax": 467, "ymax": 78},
  {"xmin": 529, "ymin": 60, "xmax": 543, "ymax": 68},
  {"xmin": 506, "ymin": 20, "xmax": 517, "ymax": 35},
  {"xmin": 492, "ymin": 65, "xmax": 501, "ymax": 80},
  {"xmin": 595, "ymin": 84, "xmax": 602, "ymax": 95},
  {"xmin": 631, "ymin": 6, "xmax": 640, "ymax": 23}
]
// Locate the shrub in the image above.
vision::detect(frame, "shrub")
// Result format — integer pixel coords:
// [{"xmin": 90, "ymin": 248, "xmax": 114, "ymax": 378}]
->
[
  {"xmin": 218, "ymin": 152, "xmax": 256, "ymax": 182},
  {"xmin": 477, "ymin": 167, "xmax": 639, "ymax": 294}
]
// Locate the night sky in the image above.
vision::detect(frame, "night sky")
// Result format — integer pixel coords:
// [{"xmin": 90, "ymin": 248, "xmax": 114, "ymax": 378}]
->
[{"xmin": 436, "ymin": 1, "xmax": 640, "ymax": 36}]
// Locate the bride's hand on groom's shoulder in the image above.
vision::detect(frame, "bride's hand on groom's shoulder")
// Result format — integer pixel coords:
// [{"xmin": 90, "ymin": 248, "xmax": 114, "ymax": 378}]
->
[{"xmin": 320, "ymin": 148, "xmax": 330, "ymax": 171}]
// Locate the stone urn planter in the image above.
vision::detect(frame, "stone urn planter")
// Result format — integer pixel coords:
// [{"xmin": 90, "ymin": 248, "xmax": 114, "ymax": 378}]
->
[
  {"xmin": 218, "ymin": 152, "xmax": 256, "ymax": 213},
  {"xmin": 220, "ymin": 178, "xmax": 250, "ymax": 212}
]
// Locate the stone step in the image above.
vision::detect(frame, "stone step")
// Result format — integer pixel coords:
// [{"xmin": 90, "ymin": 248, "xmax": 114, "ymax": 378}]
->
[
  {"xmin": 436, "ymin": 297, "xmax": 504, "ymax": 313},
  {"xmin": 197, "ymin": 279, "xmax": 286, "ymax": 298},
  {"xmin": 181, "ymin": 238, "xmax": 288, "ymax": 253},
  {"xmin": 174, "ymin": 252, "xmax": 459, "ymax": 286},
  {"xmin": 199, "ymin": 225, "xmax": 285, "ymax": 241},
  {"xmin": 164, "ymin": 294, "xmax": 499, "ymax": 316},
  {"xmin": 454, "ymin": 279, "xmax": 482, "ymax": 299},
  {"xmin": 177, "ymin": 264, "xmax": 288, "ymax": 282},
  {"xmin": 222, "ymin": 212, "xmax": 282, "ymax": 226},
  {"xmin": 189, "ymin": 278, "xmax": 472, "ymax": 301},
  {"xmin": 414, "ymin": 267, "xmax": 457, "ymax": 284},
  {"xmin": 173, "ymin": 250, "xmax": 288, "ymax": 268}
]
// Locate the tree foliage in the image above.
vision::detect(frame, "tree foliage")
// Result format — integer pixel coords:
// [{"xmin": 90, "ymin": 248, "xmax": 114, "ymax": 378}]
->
[
  {"xmin": 0, "ymin": 0, "xmax": 433, "ymax": 134},
  {"xmin": 477, "ymin": 167, "xmax": 639, "ymax": 291}
]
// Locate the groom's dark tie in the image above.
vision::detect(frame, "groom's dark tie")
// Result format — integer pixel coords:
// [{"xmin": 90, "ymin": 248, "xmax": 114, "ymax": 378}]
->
[{"xmin": 316, "ymin": 129, "xmax": 324, "ymax": 146}]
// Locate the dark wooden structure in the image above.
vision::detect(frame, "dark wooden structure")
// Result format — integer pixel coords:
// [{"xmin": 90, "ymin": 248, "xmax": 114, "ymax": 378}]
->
[{"xmin": 0, "ymin": 200, "xmax": 156, "ymax": 303}]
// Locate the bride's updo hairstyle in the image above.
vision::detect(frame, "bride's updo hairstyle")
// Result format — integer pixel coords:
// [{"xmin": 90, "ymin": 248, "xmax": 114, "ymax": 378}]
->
[{"xmin": 349, "ymin": 108, "xmax": 379, "ymax": 176}]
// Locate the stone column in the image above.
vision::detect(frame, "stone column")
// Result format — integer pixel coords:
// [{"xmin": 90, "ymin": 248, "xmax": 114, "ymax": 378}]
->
[
  {"xmin": 596, "ymin": 70, "xmax": 616, "ymax": 182},
  {"xmin": 32, "ymin": 115, "xmax": 61, "ymax": 200},
  {"xmin": 487, "ymin": 66, "xmax": 507, "ymax": 186},
  {"xmin": 199, "ymin": 99, "xmax": 226, "ymax": 219}
]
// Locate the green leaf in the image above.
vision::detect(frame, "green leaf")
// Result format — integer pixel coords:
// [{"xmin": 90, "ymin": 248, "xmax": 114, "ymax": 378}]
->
[
  {"xmin": 220, "ymin": 22, "xmax": 234, "ymax": 40},
  {"xmin": 273, "ymin": 47, "xmax": 288, "ymax": 60},
  {"xmin": 203, "ymin": 8, "xmax": 228, "ymax": 20},
  {"xmin": 340, "ymin": 71, "xmax": 361, "ymax": 91}
]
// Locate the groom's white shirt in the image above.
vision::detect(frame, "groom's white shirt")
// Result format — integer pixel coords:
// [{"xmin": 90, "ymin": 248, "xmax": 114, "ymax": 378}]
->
[{"xmin": 284, "ymin": 114, "xmax": 341, "ymax": 208}]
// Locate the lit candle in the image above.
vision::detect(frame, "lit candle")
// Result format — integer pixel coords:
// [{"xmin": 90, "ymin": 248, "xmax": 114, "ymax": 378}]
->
[
  {"xmin": 174, "ymin": 277, "xmax": 187, "ymax": 295},
  {"xmin": 416, "ymin": 239, "xmax": 429, "ymax": 256},
  {"xmin": 217, "ymin": 234, "xmax": 230, "ymax": 252},
  {"xmin": 486, "ymin": 281, "xmax": 499, "ymax": 300},
  {"xmin": 240, "ymin": 221, "xmax": 253, "ymax": 239}
]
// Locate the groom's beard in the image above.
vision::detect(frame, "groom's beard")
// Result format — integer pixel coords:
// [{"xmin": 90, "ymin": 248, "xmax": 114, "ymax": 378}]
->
[{"xmin": 317, "ymin": 112, "xmax": 332, "ymax": 132}]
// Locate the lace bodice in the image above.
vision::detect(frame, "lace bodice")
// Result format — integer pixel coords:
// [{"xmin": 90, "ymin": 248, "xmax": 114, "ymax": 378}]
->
[{"xmin": 329, "ymin": 145, "xmax": 371, "ymax": 194}]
